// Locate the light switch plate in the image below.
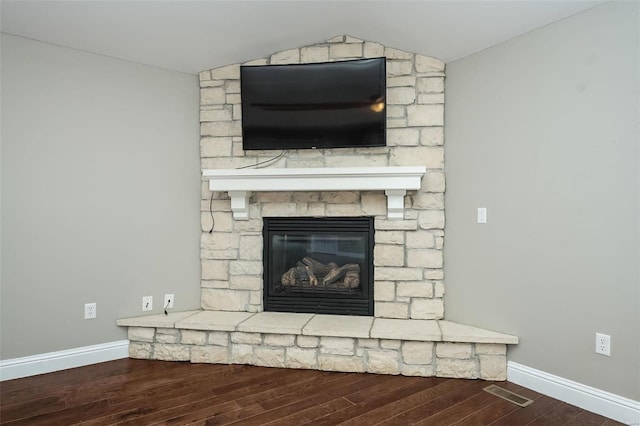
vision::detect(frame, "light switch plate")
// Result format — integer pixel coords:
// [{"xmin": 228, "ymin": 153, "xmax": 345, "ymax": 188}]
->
[{"xmin": 477, "ymin": 207, "xmax": 487, "ymax": 224}]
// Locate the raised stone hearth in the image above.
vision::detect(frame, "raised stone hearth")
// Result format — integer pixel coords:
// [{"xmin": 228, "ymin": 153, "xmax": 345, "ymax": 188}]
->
[{"xmin": 118, "ymin": 311, "xmax": 517, "ymax": 380}]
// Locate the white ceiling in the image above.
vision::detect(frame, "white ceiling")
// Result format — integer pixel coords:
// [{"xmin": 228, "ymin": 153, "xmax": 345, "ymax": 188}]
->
[{"xmin": 1, "ymin": 0, "xmax": 604, "ymax": 75}]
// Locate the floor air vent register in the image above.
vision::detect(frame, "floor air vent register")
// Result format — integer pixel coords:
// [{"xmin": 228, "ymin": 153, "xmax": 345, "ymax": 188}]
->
[{"xmin": 483, "ymin": 385, "xmax": 534, "ymax": 407}]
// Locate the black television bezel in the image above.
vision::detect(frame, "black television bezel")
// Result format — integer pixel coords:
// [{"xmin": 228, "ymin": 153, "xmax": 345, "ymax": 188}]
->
[{"xmin": 240, "ymin": 57, "xmax": 387, "ymax": 151}]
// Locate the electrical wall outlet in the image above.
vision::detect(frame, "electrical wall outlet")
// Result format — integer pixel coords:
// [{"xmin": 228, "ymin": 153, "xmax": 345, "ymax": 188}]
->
[
  {"xmin": 595, "ymin": 333, "xmax": 611, "ymax": 356},
  {"xmin": 142, "ymin": 296, "xmax": 153, "ymax": 311},
  {"xmin": 164, "ymin": 294, "xmax": 175, "ymax": 309},
  {"xmin": 84, "ymin": 303, "xmax": 96, "ymax": 319}
]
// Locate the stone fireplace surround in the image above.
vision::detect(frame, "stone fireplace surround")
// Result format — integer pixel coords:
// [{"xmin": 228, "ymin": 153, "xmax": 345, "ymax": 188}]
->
[{"xmin": 118, "ymin": 35, "xmax": 518, "ymax": 380}]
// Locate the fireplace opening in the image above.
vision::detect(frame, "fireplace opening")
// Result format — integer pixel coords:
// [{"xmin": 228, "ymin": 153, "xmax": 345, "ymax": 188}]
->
[{"xmin": 263, "ymin": 217, "xmax": 374, "ymax": 316}]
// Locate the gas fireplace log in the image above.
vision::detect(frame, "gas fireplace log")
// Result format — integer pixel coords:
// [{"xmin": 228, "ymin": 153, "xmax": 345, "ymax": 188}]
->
[
  {"xmin": 343, "ymin": 270, "xmax": 360, "ymax": 288},
  {"xmin": 281, "ymin": 265, "xmax": 311, "ymax": 286},
  {"xmin": 322, "ymin": 264, "xmax": 360, "ymax": 286},
  {"xmin": 305, "ymin": 265, "xmax": 319, "ymax": 286},
  {"xmin": 281, "ymin": 258, "xmax": 360, "ymax": 288},
  {"xmin": 281, "ymin": 268, "xmax": 295, "ymax": 286},
  {"xmin": 301, "ymin": 257, "xmax": 337, "ymax": 276}
]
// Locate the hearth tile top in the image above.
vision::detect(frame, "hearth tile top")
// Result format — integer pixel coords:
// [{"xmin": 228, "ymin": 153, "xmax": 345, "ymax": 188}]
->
[
  {"xmin": 439, "ymin": 321, "xmax": 518, "ymax": 344},
  {"xmin": 116, "ymin": 310, "xmax": 200, "ymax": 328},
  {"xmin": 175, "ymin": 310, "xmax": 254, "ymax": 331},
  {"xmin": 117, "ymin": 311, "xmax": 519, "ymax": 348},
  {"xmin": 237, "ymin": 312, "xmax": 314, "ymax": 334},
  {"xmin": 303, "ymin": 314, "xmax": 373, "ymax": 338},
  {"xmin": 371, "ymin": 318, "xmax": 442, "ymax": 341}
]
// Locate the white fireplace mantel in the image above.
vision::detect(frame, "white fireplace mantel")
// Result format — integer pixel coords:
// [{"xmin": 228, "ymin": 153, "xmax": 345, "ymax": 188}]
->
[{"xmin": 203, "ymin": 166, "xmax": 427, "ymax": 220}]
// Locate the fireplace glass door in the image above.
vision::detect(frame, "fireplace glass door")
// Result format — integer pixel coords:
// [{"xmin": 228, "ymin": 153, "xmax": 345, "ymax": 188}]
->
[{"xmin": 263, "ymin": 217, "xmax": 374, "ymax": 316}]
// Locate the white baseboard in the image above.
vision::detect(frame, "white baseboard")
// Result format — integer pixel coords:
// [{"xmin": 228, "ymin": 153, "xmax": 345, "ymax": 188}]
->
[
  {"xmin": 0, "ymin": 340, "xmax": 129, "ymax": 381},
  {"xmin": 508, "ymin": 361, "xmax": 640, "ymax": 425}
]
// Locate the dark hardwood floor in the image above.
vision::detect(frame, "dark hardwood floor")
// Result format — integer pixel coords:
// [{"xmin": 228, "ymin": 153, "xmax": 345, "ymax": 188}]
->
[{"xmin": 0, "ymin": 359, "xmax": 622, "ymax": 425}]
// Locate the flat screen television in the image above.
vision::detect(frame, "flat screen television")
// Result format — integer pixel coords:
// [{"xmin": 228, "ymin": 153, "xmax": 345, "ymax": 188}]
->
[{"xmin": 240, "ymin": 57, "xmax": 386, "ymax": 151}]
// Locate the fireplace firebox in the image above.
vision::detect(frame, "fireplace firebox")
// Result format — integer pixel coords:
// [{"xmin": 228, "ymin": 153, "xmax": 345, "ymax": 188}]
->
[{"xmin": 263, "ymin": 217, "xmax": 374, "ymax": 316}]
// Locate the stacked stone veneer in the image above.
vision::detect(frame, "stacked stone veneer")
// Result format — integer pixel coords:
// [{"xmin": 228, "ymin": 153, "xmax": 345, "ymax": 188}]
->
[
  {"xmin": 199, "ymin": 35, "xmax": 447, "ymax": 320},
  {"xmin": 128, "ymin": 328, "xmax": 506, "ymax": 380}
]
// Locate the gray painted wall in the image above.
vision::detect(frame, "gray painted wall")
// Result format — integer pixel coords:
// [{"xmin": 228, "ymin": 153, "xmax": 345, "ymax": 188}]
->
[
  {"xmin": 0, "ymin": 35, "xmax": 201, "ymax": 359},
  {"xmin": 444, "ymin": 1, "xmax": 639, "ymax": 400}
]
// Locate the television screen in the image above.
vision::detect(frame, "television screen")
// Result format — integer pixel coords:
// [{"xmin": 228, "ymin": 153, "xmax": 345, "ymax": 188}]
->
[{"xmin": 240, "ymin": 57, "xmax": 386, "ymax": 151}]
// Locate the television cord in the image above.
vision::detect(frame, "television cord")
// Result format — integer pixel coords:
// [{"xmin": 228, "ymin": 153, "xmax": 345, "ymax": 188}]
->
[
  {"xmin": 208, "ymin": 191, "xmax": 215, "ymax": 233},
  {"xmin": 208, "ymin": 151, "xmax": 287, "ymax": 233},
  {"xmin": 236, "ymin": 150, "xmax": 287, "ymax": 169}
]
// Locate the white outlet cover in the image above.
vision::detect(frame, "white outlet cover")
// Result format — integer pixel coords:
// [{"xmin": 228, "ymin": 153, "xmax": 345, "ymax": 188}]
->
[
  {"xmin": 142, "ymin": 296, "xmax": 153, "ymax": 311},
  {"xmin": 164, "ymin": 294, "xmax": 175, "ymax": 309},
  {"xmin": 84, "ymin": 303, "xmax": 96, "ymax": 319},
  {"xmin": 595, "ymin": 332, "xmax": 611, "ymax": 356}
]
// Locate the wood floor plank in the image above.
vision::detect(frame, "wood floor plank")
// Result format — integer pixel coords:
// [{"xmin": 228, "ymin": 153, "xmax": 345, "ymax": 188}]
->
[
  {"xmin": 0, "ymin": 359, "xmax": 623, "ymax": 426},
  {"xmin": 375, "ymin": 378, "xmax": 485, "ymax": 425},
  {"xmin": 78, "ymin": 385, "xmax": 217, "ymax": 425},
  {"xmin": 526, "ymin": 401, "xmax": 587, "ymax": 425},
  {"xmin": 0, "ymin": 396, "xmax": 67, "ymax": 424},
  {"xmin": 412, "ymin": 383, "xmax": 503, "ymax": 426},
  {"xmin": 224, "ymin": 372, "xmax": 386, "ymax": 425},
  {"xmin": 119, "ymin": 369, "xmax": 341, "ymax": 426},
  {"xmin": 262, "ymin": 396, "xmax": 355, "ymax": 425},
  {"xmin": 602, "ymin": 419, "xmax": 629, "ymax": 425},
  {"xmin": 116, "ymin": 400, "xmax": 240, "ymax": 426},
  {"xmin": 83, "ymin": 368, "xmax": 307, "ymax": 425},
  {"xmin": 342, "ymin": 374, "xmax": 429, "ymax": 405},
  {"xmin": 449, "ymin": 398, "xmax": 520, "ymax": 426},
  {"xmin": 168, "ymin": 400, "xmax": 267, "ymax": 425},
  {"xmin": 208, "ymin": 365, "xmax": 312, "ymax": 397},
  {"xmin": 232, "ymin": 370, "xmax": 338, "ymax": 408},
  {"xmin": 257, "ymin": 371, "xmax": 384, "ymax": 412},
  {"xmin": 314, "ymin": 376, "xmax": 448, "ymax": 425},
  {"xmin": 564, "ymin": 410, "xmax": 614, "ymax": 426},
  {"xmin": 323, "ymin": 376, "xmax": 448, "ymax": 425},
  {"xmin": 134, "ymin": 368, "xmax": 336, "ymax": 424},
  {"xmin": 5, "ymin": 399, "xmax": 112, "ymax": 426}
]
